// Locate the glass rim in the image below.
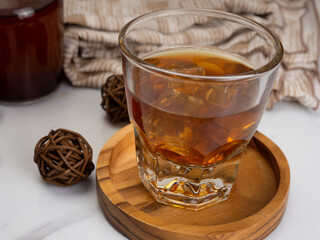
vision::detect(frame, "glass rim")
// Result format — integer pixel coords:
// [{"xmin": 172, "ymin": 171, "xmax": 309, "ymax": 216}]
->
[{"xmin": 119, "ymin": 8, "xmax": 283, "ymax": 82}]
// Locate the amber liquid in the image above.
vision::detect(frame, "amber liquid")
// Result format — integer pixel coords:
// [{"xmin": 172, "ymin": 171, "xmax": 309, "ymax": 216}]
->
[
  {"xmin": 0, "ymin": 0, "xmax": 63, "ymax": 102},
  {"xmin": 126, "ymin": 47, "xmax": 264, "ymax": 167}
]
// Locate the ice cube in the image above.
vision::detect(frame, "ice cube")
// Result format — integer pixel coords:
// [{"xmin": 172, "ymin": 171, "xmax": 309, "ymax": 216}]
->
[
  {"xmin": 169, "ymin": 81, "xmax": 200, "ymax": 96},
  {"xmin": 179, "ymin": 126, "xmax": 193, "ymax": 143},
  {"xmin": 170, "ymin": 66, "xmax": 206, "ymax": 76},
  {"xmin": 156, "ymin": 88, "xmax": 187, "ymax": 109},
  {"xmin": 184, "ymin": 95, "xmax": 205, "ymax": 114}
]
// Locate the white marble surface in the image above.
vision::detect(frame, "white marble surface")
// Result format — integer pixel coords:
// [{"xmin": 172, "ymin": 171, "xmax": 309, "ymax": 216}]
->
[{"xmin": 0, "ymin": 82, "xmax": 319, "ymax": 240}]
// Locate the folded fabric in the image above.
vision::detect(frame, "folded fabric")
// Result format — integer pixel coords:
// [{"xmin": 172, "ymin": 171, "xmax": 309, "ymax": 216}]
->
[{"xmin": 63, "ymin": 0, "xmax": 320, "ymax": 109}]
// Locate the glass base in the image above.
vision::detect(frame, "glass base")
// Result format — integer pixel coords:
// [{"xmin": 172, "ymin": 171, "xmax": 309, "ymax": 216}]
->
[{"xmin": 134, "ymin": 128, "xmax": 243, "ymax": 210}]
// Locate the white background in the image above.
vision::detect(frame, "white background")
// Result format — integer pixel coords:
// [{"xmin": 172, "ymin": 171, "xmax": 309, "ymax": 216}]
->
[{"xmin": 0, "ymin": 82, "xmax": 319, "ymax": 240}]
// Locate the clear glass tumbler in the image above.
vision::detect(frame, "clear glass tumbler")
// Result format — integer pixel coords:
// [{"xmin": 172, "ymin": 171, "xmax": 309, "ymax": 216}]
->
[{"xmin": 119, "ymin": 9, "xmax": 283, "ymax": 210}]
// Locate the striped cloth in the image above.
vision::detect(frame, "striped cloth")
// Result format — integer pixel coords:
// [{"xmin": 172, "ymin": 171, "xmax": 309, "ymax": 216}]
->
[{"xmin": 63, "ymin": 0, "xmax": 320, "ymax": 109}]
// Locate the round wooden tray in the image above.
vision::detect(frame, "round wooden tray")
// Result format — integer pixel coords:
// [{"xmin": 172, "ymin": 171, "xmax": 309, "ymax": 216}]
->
[{"xmin": 96, "ymin": 124, "xmax": 290, "ymax": 240}]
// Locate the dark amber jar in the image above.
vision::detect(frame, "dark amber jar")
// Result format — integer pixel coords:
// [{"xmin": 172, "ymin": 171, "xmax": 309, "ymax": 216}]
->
[{"xmin": 0, "ymin": 0, "xmax": 63, "ymax": 103}]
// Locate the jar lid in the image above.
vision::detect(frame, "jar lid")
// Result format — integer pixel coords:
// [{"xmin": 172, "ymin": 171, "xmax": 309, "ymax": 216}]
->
[{"xmin": 0, "ymin": 0, "xmax": 54, "ymax": 17}]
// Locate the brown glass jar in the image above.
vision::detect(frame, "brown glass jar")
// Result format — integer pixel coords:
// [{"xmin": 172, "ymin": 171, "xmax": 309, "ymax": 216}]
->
[{"xmin": 0, "ymin": 0, "xmax": 63, "ymax": 103}]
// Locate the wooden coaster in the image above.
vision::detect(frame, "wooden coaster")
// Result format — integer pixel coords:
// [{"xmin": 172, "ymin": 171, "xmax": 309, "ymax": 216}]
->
[{"xmin": 96, "ymin": 124, "xmax": 290, "ymax": 240}]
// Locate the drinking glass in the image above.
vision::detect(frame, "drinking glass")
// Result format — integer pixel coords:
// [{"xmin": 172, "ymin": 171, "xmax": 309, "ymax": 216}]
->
[{"xmin": 119, "ymin": 8, "xmax": 283, "ymax": 210}]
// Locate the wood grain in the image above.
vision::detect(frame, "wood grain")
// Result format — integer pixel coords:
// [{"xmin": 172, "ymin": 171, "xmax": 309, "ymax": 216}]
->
[{"xmin": 96, "ymin": 124, "xmax": 290, "ymax": 240}]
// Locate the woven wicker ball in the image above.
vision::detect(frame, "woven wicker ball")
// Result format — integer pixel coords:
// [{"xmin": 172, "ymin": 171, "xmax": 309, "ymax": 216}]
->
[
  {"xmin": 34, "ymin": 129, "xmax": 94, "ymax": 186},
  {"xmin": 101, "ymin": 75, "xmax": 129, "ymax": 123}
]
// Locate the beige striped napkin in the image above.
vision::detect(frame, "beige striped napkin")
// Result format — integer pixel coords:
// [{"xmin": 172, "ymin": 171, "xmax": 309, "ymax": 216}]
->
[{"xmin": 63, "ymin": 0, "xmax": 320, "ymax": 109}]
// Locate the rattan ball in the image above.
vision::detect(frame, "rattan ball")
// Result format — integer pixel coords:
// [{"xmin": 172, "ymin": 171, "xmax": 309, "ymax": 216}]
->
[
  {"xmin": 34, "ymin": 129, "xmax": 94, "ymax": 186},
  {"xmin": 101, "ymin": 75, "xmax": 129, "ymax": 123}
]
